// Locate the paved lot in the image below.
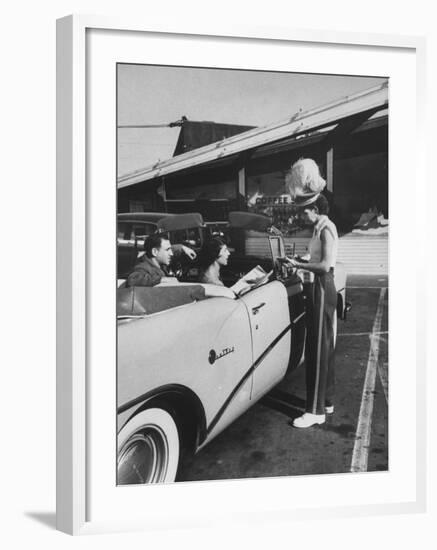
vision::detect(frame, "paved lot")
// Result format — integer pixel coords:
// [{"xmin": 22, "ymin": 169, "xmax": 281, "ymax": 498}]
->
[{"xmin": 178, "ymin": 275, "xmax": 388, "ymax": 481}]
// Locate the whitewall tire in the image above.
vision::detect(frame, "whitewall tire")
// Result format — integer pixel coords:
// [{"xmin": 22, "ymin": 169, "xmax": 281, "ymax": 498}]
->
[{"xmin": 117, "ymin": 407, "xmax": 180, "ymax": 485}]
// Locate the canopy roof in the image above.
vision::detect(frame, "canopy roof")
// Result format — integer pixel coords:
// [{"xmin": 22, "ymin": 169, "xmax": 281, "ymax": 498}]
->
[{"xmin": 118, "ymin": 82, "xmax": 388, "ymax": 189}]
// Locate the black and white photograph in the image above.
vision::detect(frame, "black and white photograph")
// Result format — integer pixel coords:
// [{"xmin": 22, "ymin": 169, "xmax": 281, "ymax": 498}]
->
[
  {"xmin": 115, "ymin": 64, "xmax": 389, "ymax": 485},
  {"xmin": 2, "ymin": 0, "xmax": 434, "ymax": 542}
]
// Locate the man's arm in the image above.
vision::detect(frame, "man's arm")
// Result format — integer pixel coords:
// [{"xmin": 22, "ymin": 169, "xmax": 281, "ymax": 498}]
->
[{"xmin": 172, "ymin": 243, "xmax": 197, "ymax": 260}]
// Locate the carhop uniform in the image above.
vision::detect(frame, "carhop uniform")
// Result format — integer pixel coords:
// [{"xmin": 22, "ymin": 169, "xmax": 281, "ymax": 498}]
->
[{"xmin": 303, "ymin": 216, "xmax": 339, "ymax": 415}]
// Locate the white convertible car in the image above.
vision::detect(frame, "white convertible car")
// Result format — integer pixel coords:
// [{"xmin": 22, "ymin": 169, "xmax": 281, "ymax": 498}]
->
[{"xmin": 116, "ymin": 212, "xmax": 348, "ymax": 485}]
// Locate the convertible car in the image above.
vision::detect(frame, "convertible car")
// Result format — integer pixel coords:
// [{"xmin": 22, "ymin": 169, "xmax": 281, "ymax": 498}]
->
[
  {"xmin": 117, "ymin": 212, "xmax": 348, "ymax": 485},
  {"xmin": 117, "ymin": 211, "xmax": 226, "ymax": 279}
]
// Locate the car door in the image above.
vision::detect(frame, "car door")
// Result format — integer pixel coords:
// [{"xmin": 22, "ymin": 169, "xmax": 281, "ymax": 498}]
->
[
  {"xmin": 117, "ymin": 295, "xmax": 254, "ymax": 445},
  {"xmin": 239, "ymin": 281, "xmax": 291, "ymax": 400}
]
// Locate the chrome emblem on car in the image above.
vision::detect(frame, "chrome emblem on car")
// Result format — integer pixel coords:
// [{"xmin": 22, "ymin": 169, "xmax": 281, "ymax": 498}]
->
[{"xmin": 208, "ymin": 347, "xmax": 235, "ymax": 365}]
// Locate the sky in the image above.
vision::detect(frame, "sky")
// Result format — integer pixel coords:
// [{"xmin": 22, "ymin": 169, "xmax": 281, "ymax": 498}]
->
[{"xmin": 117, "ymin": 64, "xmax": 386, "ymax": 176}]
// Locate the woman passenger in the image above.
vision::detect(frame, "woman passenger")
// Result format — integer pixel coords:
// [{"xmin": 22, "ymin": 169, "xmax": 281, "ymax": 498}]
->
[{"xmin": 197, "ymin": 238, "xmax": 231, "ymax": 286}]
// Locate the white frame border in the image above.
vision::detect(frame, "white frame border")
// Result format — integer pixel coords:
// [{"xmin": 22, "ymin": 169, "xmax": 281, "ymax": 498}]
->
[{"xmin": 56, "ymin": 14, "xmax": 427, "ymax": 535}]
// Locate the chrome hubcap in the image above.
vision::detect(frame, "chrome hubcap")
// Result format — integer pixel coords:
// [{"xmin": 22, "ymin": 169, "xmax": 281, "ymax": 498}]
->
[{"xmin": 118, "ymin": 425, "xmax": 169, "ymax": 485}]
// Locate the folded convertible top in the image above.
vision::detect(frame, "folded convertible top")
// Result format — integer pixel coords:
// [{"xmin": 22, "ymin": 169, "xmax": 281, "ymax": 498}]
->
[{"xmin": 117, "ymin": 284, "xmax": 206, "ymax": 317}]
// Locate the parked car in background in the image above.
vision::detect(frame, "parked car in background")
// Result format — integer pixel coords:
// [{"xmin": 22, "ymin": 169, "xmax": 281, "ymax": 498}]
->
[
  {"xmin": 117, "ymin": 211, "xmax": 218, "ymax": 279},
  {"xmin": 116, "ymin": 212, "xmax": 348, "ymax": 485},
  {"xmin": 117, "ymin": 212, "xmax": 171, "ymax": 278}
]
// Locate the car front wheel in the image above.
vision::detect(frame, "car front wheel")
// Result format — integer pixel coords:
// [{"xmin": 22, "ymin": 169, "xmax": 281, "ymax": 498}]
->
[{"xmin": 117, "ymin": 407, "xmax": 180, "ymax": 485}]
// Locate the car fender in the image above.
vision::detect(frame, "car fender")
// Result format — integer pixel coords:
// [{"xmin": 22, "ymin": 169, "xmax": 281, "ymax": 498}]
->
[{"xmin": 118, "ymin": 296, "xmax": 253, "ymax": 436}]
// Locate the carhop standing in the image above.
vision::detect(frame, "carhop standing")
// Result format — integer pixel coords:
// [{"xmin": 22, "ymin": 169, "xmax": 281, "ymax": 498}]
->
[{"xmin": 285, "ymin": 159, "xmax": 339, "ymax": 428}]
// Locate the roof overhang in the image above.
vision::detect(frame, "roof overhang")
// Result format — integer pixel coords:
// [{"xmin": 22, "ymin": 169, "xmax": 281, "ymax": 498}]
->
[{"xmin": 118, "ymin": 82, "xmax": 388, "ymax": 189}]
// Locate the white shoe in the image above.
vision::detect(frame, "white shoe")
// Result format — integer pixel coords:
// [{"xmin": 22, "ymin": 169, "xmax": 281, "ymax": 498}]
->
[
  {"xmin": 292, "ymin": 412, "xmax": 326, "ymax": 428},
  {"xmin": 324, "ymin": 405, "xmax": 334, "ymax": 414}
]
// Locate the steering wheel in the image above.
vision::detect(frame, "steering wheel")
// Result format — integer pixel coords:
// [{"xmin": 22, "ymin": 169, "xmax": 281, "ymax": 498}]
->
[{"xmin": 173, "ymin": 250, "xmax": 199, "ymax": 282}]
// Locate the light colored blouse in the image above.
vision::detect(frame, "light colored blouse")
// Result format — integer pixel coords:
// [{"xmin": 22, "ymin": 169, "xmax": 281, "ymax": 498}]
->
[{"xmin": 308, "ymin": 216, "xmax": 338, "ymax": 268}]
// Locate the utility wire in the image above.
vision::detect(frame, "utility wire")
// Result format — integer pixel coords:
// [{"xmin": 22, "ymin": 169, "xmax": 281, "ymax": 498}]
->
[{"xmin": 118, "ymin": 116, "xmax": 187, "ymax": 129}]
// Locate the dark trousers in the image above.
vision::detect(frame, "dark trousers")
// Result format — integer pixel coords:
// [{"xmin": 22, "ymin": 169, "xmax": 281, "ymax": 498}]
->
[{"xmin": 304, "ymin": 271, "xmax": 337, "ymax": 415}]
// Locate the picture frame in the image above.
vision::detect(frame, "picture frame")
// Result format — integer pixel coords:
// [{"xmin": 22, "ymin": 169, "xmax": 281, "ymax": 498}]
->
[{"xmin": 56, "ymin": 14, "xmax": 427, "ymax": 535}]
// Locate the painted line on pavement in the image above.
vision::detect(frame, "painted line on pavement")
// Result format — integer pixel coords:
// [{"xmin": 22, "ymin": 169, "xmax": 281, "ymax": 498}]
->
[
  {"xmin": 378, "ymin": 361, "xmax": 389, "ymax": 403},
  {"xmin": 347, "ymin": 286, "xmax": 388, "ymax": 289},
  {"xmin": 350, "ymin": 288, "xmax": 387, "ymax": 473},
  {"xmin": 338, "ymin": 331, "xmax": 388, "ymax": 337}
]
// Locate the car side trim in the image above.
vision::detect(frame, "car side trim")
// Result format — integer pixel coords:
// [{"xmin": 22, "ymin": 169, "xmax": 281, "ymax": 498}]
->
[
  {"xmin": 206, "ymin": 323, "xmax": 292, "ymax": 436},
  {"xmin": 292, "ymin": 311, "xmax": 305, "ymax": 324},
  {"xmin": 118, "ymin": 384, "xmax": 208, "ymax": 442}
]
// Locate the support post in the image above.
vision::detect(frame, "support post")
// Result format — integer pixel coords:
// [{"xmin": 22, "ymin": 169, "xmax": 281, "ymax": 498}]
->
[
  {"xmin": 237, "ymin": 165, "xmax": 246, "ymax": 210},
  {"xmin": 326, "ymin": 147, "xmax": 334, "ymax": 193}
]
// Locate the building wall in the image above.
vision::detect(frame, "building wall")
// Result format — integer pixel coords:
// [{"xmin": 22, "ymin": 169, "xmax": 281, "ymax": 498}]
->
[
  {"xmin": 117, "ymin": 119, "xmax": 388, "ymax": 233},
  {"xmin": 332, "ymin": 121, "xmax": 388, "ymax": 231},
  {"xmin": 334, "ymin": 151, "xmax": 388, "ymax": 227}
]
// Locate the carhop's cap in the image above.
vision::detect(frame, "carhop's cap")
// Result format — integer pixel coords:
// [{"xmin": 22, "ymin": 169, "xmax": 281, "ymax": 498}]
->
[{"xmin": 290, "ymin": 192, "xmax": 320, "ymax": 207}]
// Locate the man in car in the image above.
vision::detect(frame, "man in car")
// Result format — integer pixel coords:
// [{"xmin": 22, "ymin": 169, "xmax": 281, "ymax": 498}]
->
[
  {"xmin": 126, "ymin": 234, "xmax": 194, "ymax": 287},
  {"xmin": 126, "ymin": 234, "xmax": 235, "ymax": 299}
]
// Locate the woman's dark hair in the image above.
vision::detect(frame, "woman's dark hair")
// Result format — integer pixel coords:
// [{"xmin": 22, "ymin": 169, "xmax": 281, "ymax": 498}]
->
[
  {"xmin": 197, "ymin": 238, "xmax": 226, "ymax": 270},
  {"xmin": 306, "ymin": 194, "xmax": 330, "ymax": 215}
]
